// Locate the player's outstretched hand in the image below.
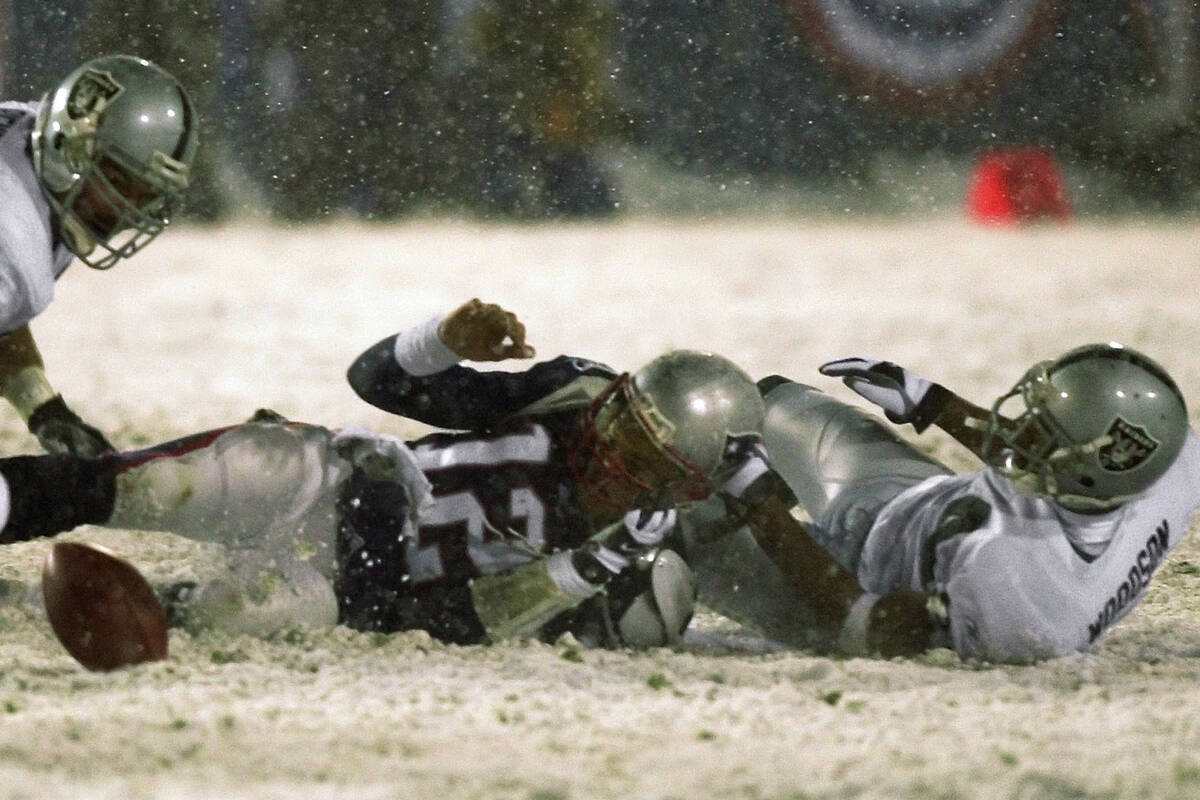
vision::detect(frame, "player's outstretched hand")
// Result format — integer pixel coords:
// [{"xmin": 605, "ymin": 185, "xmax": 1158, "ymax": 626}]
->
[
  {"xmin": 440, "ymin": 298, "xmax": 535, "ymax": 362},
  {"xmin": 572, "ymin": 489, "xmax": 678, "ymax": 584},
  {"xmin": 819, "ymin": 357, "xmax": 946, "ymax": 432},
  {"xmin": 28, "ymin": 395, "xmax": 116, "ymax": 457},
  {"xmin": 622, "ymin": 494, "xmax": 678, "ymax": 549}
]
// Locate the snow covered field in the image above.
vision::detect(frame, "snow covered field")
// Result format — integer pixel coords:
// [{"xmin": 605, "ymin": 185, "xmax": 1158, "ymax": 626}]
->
[{"xmin": 2, "ymin": 218, "xmax": 1200, "ymax": 799}]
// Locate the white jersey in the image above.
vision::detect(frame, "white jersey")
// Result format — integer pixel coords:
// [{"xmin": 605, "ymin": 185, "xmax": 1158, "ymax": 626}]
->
[
  {"xmin": 859, "ymin": 431, "xmax": 1200, "ymax": 663},
  {"xmin": 0, "ymin": 101, "xmax": 74, "ymax": 334}
]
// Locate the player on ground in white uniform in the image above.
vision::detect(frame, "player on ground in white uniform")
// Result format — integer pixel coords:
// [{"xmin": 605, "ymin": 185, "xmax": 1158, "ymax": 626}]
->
[
  {"xmin": 0, "ymin": 300, "xmax": 763, "ymax": 648},
  {"xmin": 0, "ymin": 54, "xmax": 197, "ymax": 456},
  {"xmin": 686, "ymin": 343, "xmax": 1198, "ymax": 663}
]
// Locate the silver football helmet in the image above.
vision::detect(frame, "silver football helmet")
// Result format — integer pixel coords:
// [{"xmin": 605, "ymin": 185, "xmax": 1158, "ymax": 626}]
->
[
  {"xmin": 574, "ymin": 350, "xmax": 765, "ymax": 513},
  {"xmin": 983, "ymin": 343, "xmax": 1188, "ymax": 512},
  {"xmin": 31, "ymin": 55, "xmax": 197, "ymax": 269}
]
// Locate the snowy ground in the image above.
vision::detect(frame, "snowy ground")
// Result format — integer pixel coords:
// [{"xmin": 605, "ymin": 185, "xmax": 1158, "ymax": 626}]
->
[{"xmin": 2, "ymin": 218, "xmax": 1200, "ymax": 799}]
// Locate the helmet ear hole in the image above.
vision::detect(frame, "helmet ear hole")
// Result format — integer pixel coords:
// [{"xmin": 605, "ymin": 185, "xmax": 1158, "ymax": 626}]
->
[{"xmin": 1079, "ymin": 476, "xmax": 1095, "ymax": 488}]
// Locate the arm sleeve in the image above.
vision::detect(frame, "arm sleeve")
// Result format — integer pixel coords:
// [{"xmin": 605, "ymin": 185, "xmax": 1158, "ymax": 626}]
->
[{"xmin": 347, "ymin": 335, "xmax": 617, "ymax": 430}]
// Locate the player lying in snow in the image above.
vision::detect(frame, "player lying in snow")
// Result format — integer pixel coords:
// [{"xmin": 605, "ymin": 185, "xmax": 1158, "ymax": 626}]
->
[
  {"xmin": 683, "ymin": 343, "xmax": 1200, "ymax": 663},
  {"xmin": 0, "ymin": 298, "xmax": 1191, "ymax": 663},
  {"xmin": 0, "ymin": 299, "xmax": 766, "ymax": 648}
]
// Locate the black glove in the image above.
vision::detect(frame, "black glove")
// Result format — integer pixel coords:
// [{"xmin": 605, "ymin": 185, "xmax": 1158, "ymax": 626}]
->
[{"xmin": 27, "ymin": 396, "xmax": 115, "ymax": 457}]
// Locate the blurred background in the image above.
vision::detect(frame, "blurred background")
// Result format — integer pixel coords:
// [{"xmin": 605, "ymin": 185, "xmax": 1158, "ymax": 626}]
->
[{"xmin": 1, "ymin": 0, "xmax": 1197, "ymax": 223}]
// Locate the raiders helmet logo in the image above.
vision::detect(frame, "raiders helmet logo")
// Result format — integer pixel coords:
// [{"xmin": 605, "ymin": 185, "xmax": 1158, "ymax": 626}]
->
[
  {"xmin": 1099, "ymin": 417, "xmax": 1159, "ymax": 472},
  {"xmin": 67, "ymin": 69, "xmax": 123, "ymax": 120}
]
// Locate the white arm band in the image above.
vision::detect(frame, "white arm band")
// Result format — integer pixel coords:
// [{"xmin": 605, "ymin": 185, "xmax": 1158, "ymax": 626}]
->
[
  {"xmin": 545, "ymin": 551, "xmax": 604, "ymax": 599},
  {"xmin": 392, "ymin": 314, "xmax": 462, "ymax": 377},
  {"xmin": 836, "ymin": 592, "xmax": 881, "ymax": 656},
  {"xmin": 722, "ymin": 454, "xmax": 771, "ymax": 499}
]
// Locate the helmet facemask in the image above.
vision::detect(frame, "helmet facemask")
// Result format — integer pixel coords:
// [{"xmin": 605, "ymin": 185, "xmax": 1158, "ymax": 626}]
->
[
  {"xmin": 985, "ymin": 364, "xmax": 1122, "ymax": 511},
  {"xmin": 51, "ymin": 148, "xmax": 182, "ymax": 269},
  {"xmin": 572, "ymin": 374, "xmax": 713, "ymax": 517}
]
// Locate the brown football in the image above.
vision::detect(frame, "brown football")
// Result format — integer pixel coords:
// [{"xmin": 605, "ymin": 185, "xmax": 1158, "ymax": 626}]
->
[{"xmin": 42, "ymin": 542, "xmax": 168, "ymax": 671}]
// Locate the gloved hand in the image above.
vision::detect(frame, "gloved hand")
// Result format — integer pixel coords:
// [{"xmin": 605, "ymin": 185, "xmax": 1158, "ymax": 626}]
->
[
  {"xmin": 27, "ymin": 395, "xmax": 115, "ymax": 457},
  {"xmin": 439, "ymin": 298, "xmax": 535, "ymax": 362},
  {"xmin": 819, "ymin": 357, "xmax": 948, "ymax": 432},
  {"xmin": 715, "ymin": 435, "xmax": 772, "ymax": 498},
  {"xmin": 331, "ymin": 425, "xmax": 434, "ymax": 521},
  {"xmin": 617, "ymin": 501, "xmax": 678, "ymax": 549},
  {"xmin": 573, "ymin": 490, "xmax": 677, "ymax": 583}
]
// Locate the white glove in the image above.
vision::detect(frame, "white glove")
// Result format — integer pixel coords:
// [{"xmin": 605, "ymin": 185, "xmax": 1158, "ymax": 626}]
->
[
  {"xmin": 588, "ymin": 496, "xmax": 678, "ymax": 576},
  {"xmin": 331, "ymin": 426, "xmax": 434, "ymax": 520},
  {"xmin": 819, "ymin": 357, "xmax": 944, "ymax": 432},
  {"xmin": 622, "ymin": 505, "xmax": 678, "ymax": 547}
]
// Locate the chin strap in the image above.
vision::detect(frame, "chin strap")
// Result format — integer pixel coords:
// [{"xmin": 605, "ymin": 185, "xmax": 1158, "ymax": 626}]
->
[{"xmin": 59, "ymin": 212, "xmax": 98, "ymax": 258}]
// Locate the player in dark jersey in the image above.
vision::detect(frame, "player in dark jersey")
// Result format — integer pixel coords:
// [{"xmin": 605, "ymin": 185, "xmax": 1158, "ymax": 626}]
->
[{"xmin": 0, "ymin": 299, "xmax": 766, "ymax": 648}]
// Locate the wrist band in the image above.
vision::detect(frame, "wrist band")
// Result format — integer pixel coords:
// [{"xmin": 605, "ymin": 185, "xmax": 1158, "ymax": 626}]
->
[
  {"xmin": 722, "ymin": 454, "xmax": 770, "ymax": 499},
  {"xmin": 392, "ymin": 315, "xmax": 462, "ymax": 376},
  {"xmin": 837, "ymin": 592, "xmax": 881, "ymax": 656},
  {"xmin": 1, "ymin": 366, "xmax": 57, "ymax": 421},
  {"xmin": 545, "ymin": 551, "xmax": 603, "ymax": 598}
]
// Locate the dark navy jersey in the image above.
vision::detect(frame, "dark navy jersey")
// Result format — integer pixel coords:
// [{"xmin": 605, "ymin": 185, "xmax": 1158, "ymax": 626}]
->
[
  {"xmin": 347, "ymin": 335, "xmax": 618, "ymax": 431},
  {"xmin": 337, "ymin": 338, "xmax": 621, "ymax": 641},
  {"xmin": 404, "ymin": 412, "xmax": 596, "ymax": 584}
]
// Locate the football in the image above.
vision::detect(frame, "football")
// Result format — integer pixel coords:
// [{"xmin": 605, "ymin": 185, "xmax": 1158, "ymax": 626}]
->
[{"xmin": 41, "ymin": 542, "xmax": 169, "ymax": 671}]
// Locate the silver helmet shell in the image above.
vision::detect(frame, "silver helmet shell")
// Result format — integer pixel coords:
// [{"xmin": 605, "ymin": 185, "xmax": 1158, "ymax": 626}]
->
[
  {"xmin": 629, "ymin": 349, "xmax": 765, "ymax": 477},
  {"xmin": 31, "ymin": 55, "xmax": 197, "ymax": 269},
  {"xmin": 985, "ymin": 343, "xmax": 1188, "ymax": 511}
]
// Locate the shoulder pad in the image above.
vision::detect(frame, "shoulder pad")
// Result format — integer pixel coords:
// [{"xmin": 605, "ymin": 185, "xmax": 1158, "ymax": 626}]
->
[
  {"xmin": 506, "ymin": 373, "xmax": 613, "ymax": 419},
  {"xmin": 501, "ymin": 355, "xmax": 618, "ymax": 420}
]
